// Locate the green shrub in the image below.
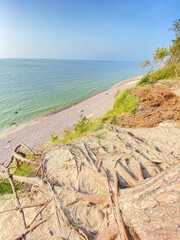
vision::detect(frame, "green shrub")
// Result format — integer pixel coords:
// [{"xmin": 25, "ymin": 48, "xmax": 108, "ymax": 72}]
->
[
  {"xmin": 51, "ymin": 134, "xmax": 59, "ymax": 143},
  {"xmin": 137, "ymin": 74, "xmax": 151, "ymax": 86},
  {"xmin": 75, "ymin": 115, "xmax": 87, "ymax": 132}
]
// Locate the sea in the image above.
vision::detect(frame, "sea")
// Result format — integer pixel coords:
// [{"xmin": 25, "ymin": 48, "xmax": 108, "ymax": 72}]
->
[{"xmin": 0, "ymin": 59, "xmax": 145, "ymax": 133}]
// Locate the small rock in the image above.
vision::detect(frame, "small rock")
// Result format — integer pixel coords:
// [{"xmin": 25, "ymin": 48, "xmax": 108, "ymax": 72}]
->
[{"xmin": 9, "ymin": 122, "xmax": 16, "ymax": 126}]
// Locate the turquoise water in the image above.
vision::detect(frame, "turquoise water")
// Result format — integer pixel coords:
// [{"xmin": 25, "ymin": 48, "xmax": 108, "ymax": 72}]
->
[{"xmin": 0, "ymin": 59, "xmax": 144, "ymax": 132}]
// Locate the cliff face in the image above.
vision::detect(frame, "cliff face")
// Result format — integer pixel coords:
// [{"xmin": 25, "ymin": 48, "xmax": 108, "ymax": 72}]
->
[{"xmin": 0, "ymin": 126, "xmax": 179, "ymax": 240}]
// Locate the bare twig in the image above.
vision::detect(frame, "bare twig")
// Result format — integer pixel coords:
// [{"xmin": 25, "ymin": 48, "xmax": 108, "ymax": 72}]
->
[
  {"xmin": 27, "ymin": 199, "xmax": 52, "ymax": 227},
  {"xmin": 13, "ymin": 152, "xmax": 33, "ymax": 164},
  {"xmin": 12, "ymin": 175, "xmax": 45, "ymax": 187},
  {"xmin": 14, "ymin": 143, "xmax": 34, "ymax": 155},
  {"xmin": 0, "ymin": 201, "xmax": 50, "ymax": 214},
  {"xmin": 8, "ymin": 175, "xmax": 27, "ymax": 229},
  {"xmin": 14, "ymin": 218, "xmax": 47, "ymax": 240}
]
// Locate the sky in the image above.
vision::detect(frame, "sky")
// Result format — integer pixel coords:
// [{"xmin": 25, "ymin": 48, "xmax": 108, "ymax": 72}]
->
[{"xmin": 0, "ymin": 0, "xmax": 179, "ymax": 61}]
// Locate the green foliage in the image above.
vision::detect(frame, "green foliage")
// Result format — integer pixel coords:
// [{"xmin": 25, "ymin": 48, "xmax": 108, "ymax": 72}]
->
[
  {"xmin": 137, "ymin": 74, "xmax": 151, "ymax": 86},
  {"xmin": 11, "ymin": 162, "xmax": 35, "ymax": 177},
  {"xmin": 169, "ymin": 19, "xmax": 180, "ymax": 66},
  {"xmin": 140, "ymin": 59, "xmax": 150, "ymax": 68},
  {"xmin": 0, "ymin": 162, "xmax": 36, "ymax": 195},
  {"xmin": 153, "ymin": 47, "xmax": 169, "ymax": 64},
  {"xmin": 0, "ymin": 180, "xmax": 12, "ymax": 195},
  {"xmin": 113, "ymin": 89, "xmax": 138, "ymax": 114},
  {"xmin": 75, "ymin": 115, "xmax": 87, "ymax": 132},
  {"xmin": 137, "ymin": 65, "xmax": 177, "ymax": 86},
  {"xmin": 51, "ymin": 134, "xmax": 59, "ymax": 143},
  {"xmin": 101, "ymin": 91, "xmax": 138, "ymax": 124},
  {"xmin": 170, "ymin": 18, "xmax": 180, "ymax": 37},
  {"xmin": 59, "ymin": 118, "xmax": 103, "ymax": 144},
  {"xmin": 150, "ymin": 65, "xmax": 175, "ymax": 80},
  {"xmin": 58, "ymin": 90, "xmax": 138, "ymax": 143},
  {"xmin": 138, "ymin": 19, "xmax": 180, "ymax": 86},
  {"xmin": 169, "ymin": 37, "xmax": 180, "ymax": 64}
]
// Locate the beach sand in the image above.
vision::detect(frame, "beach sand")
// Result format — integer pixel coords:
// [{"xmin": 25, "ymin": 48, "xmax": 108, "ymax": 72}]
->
[{"xmin": 0, "ymin": 75, "xmax": 142, "ymax": 163}]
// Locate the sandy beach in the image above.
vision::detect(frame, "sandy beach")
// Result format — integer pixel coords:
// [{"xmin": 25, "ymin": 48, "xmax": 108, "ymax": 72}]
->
[{"xmin": 0, "ymin": 75, "xmax": 142, "ymax": 164}]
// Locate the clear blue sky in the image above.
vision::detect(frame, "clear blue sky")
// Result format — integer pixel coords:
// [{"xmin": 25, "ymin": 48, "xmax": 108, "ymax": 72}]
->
[{"xmin": 0, "ymin": 0, "xmax": 179, "ymax": 61}]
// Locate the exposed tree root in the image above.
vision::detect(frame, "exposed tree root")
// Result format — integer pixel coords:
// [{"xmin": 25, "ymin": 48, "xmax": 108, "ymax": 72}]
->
[{"xmin": 0, "ymin": 126, "xmax": 179, "ymax": 239}]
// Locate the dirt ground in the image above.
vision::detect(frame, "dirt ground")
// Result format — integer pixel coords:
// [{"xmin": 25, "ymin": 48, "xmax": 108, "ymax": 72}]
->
[{"xmin": 117, "ymin": 82, "xmax": 180, "ymax": 128}]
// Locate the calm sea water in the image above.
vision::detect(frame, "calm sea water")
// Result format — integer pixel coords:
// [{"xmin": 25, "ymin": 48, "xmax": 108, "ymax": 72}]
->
[{"xmin": 0, "ymin": 59, "xmax": 144, "ymax": 132}]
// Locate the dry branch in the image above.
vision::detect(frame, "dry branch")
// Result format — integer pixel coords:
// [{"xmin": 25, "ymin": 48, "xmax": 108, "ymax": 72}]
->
[
  {"xmin": 0, "ymin": 201, "xmax": 49, "ymax": 214},
  {"xmin": 27, "ymin": 199, "xmax": 51, "ymax": 227},
  {"xmin": 13, "ymin": 143, "xmax": 34, "ymax": 155},
  {"xmin": 13, "ymin": 152, "xmax": 33, "ymax": 164},
  {"xmin": 14, "ymin": 218, "xmax": 47, "ymax": 240},
  {"xmin": 12, "ymin": 175, "xmax": 45, "ymax": 187},
  {"xmin": 8, "ymin": 175, "xmax": 27, "ymax": 229}
]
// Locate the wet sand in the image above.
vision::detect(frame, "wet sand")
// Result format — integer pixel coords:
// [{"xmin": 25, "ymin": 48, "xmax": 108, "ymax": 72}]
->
[{"xmin": 0, "ymin": 75, "xmax": 142, "ymax": 163}]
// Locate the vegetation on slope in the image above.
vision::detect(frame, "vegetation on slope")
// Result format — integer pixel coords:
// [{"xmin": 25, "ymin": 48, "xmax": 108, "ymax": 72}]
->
[
  {"xmin": 51, "ymin": 89, "xmax": 138, "ymax": 143},
  {"xmin": 138, "ymin": 19, "xmax": 180, "ymax": 86}
]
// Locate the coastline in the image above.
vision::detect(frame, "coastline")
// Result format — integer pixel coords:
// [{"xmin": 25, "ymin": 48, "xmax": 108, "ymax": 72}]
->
[{"xmin": 0, "ymin": 75, "xmax": 142, "ymax": 163}]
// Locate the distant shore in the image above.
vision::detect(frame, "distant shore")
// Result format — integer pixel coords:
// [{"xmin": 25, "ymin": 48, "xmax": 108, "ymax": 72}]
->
[{"xmin": 0, "ymin": 75, "xmax": 143, "ymax": 164}]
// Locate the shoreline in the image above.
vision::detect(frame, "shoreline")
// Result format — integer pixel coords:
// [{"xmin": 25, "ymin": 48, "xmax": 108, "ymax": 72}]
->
[
  {"xmin": 0, "ymin": 75, "xmax": 142, "ymax": 163},
  {"xmin": 0, "ymin": 75, "xmax": 141, "ymax": 139}
]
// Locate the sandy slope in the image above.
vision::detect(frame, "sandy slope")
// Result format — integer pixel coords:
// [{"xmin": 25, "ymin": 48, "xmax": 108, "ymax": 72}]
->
[
  {"xmin": 0, "ymin": 126, "xmax": 179, "ymax": 239},
  {"xmin": 0, "ymin": 75, "xmax": 142, "ymax": 164}
]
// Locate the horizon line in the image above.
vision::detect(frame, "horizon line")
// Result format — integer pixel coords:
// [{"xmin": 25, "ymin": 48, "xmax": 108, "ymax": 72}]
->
[{"xmin": 0, "ymin": 57, "xmax": 141, "ymax": 62}]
